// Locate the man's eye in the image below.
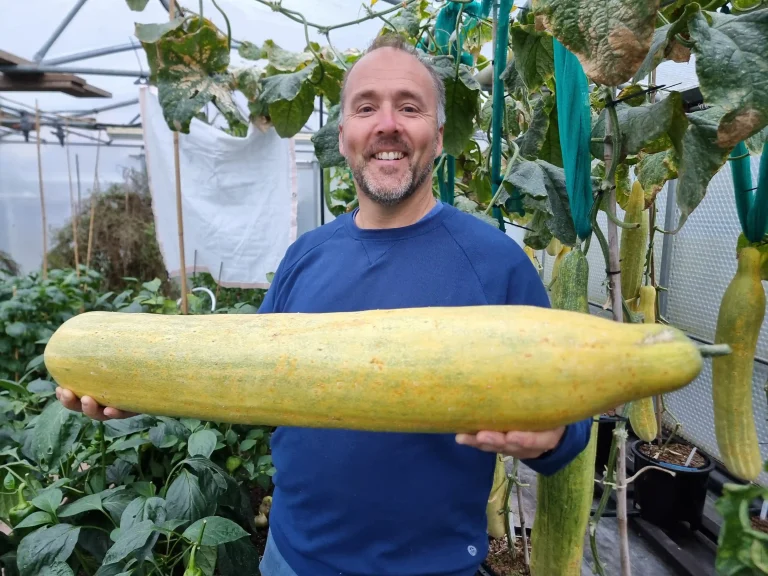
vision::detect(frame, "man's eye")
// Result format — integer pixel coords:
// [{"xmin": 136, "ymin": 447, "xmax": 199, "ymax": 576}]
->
[
  {"xmin": 359, "ymin": 106, "xmax": 374, "ymax": 113},
  {"xmin": 402, "ymin": 106, "xmax": 418, "ymax": 113}
]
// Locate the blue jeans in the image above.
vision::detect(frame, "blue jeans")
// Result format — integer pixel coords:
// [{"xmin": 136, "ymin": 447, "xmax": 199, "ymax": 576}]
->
[{"xmin": 259, "ymin": 529, "xmax": 298, "ymax": 576}]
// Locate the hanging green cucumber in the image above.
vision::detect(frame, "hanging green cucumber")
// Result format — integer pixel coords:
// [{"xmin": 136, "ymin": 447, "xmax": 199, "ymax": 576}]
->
[
  {"xmin": 619, "ymin": 181, "xmax": 649, "ymax": 311},
  {"xmin": 628, "ymin": 285, "xmax": 659, "ymax": 442},
  {"xmin": 712, "ymin": 245, "xmax": 765, "ymax": 481},
  {"xmin": 531, "ymin": 245, "xmax": 597, "ymax": 576}
]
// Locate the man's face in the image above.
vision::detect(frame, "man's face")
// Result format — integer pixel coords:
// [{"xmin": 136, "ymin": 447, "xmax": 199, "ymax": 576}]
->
[{"xmin": 339, "ymin": 47, "xmax": 443, "ymax": 206}]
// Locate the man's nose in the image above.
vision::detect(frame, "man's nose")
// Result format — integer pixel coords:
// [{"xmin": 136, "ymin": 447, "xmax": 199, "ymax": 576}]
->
[{"xmin": 375, "ymin": 105, "xmax": 399, "ymax": 133}]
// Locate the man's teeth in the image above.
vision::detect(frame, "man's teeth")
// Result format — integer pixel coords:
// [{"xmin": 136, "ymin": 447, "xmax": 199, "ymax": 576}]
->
[{"xmin": 374, "ymin": 151, "xmax": 404, "ymax": 160}]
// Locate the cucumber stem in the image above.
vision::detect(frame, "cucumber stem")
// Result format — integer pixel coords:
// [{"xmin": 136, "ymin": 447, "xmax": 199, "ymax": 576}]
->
[{"xmin": 697, "ymin": 344, "xmax": 732, "ymax": 358}]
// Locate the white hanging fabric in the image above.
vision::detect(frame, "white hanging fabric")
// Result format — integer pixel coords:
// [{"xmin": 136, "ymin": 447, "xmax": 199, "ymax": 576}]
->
[{"xmin": 139, "ymin": 86, "xmax": 297, "ymax": 289}]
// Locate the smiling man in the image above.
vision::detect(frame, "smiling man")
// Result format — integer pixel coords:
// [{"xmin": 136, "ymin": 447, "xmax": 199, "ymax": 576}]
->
[{"xmin": 55, "ymin": 33, "xmax": 591, "ymax": 576}]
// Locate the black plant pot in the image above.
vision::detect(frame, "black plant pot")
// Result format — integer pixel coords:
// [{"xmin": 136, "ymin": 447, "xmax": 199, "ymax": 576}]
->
[
  {"xmin": 595, "ymin": 414, "xmax": 627, "ymax": 474},
  {"xmin": 630, "ymin": 439, "xmax": 714, "ymax": 530}
]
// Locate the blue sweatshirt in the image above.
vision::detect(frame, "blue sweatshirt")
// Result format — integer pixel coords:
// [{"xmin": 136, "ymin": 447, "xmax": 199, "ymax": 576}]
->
[{"xmin": 258, "ymin": 201, "xmax": 592, "ymax": 576}]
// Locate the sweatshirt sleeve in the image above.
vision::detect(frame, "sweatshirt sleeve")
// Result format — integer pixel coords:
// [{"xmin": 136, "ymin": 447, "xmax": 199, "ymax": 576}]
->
[{"xmin": 507, "ymin": 246, "xmax": 593, "ymax": 476}]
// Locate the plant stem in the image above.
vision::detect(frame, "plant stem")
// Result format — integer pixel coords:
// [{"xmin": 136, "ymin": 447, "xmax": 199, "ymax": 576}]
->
[
  {"xmin": 485, "ymin": 140, "xmax": 519, "ymax": 215},
  {"xmin": 325, "ymin": 32, "xmax": 347, "ymax": 70},
  {"xmin": 589, "ymin": 424, "xmax": 620, "ymax": 576},
  {"xmin": 99, "ymin": 421, "xmax": 106, "ymax": 490},
  {"xmin": 605, "ymin": 210, "xmax": 641, "ymax": 230},
  {"xmin": 513, "ymin": 462, "xmax": 530, "ymax": 567},
  {"xmin": 504, "ymin": 459, "xmax": 516, "ymax": 559},
  {"xmin": 616, "ymin": 428, "xmax": 632, "ymax": 576},
  {"xmin": 454, "ymin": 3, "xmax": 466, "ymax": 79}
]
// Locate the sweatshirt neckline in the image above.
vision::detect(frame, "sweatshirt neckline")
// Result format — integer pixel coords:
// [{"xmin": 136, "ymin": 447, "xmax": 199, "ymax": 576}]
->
[{"xmin": 343, "ymin": 201, "xmax": 454, "ymax": 241}]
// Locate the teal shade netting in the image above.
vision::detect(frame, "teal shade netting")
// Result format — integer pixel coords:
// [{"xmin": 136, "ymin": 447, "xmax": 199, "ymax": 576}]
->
[
  {"xmin": 729, "ymin": 140, "xmax": 768, "ymax": 244},
  {"xmin": 553, "ymin": 38, "xmax": 594, "ymax": 241}
]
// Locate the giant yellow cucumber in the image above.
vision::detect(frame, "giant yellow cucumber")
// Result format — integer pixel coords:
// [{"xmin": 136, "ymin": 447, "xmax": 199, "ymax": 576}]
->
[
  {"xmin": 628, "ymin": 285, "xmax": 659, "ymax": 442},
  {"xmin": 620, "ymin": 181, "xmax": 649, "ymax": 309},
  {"xmin": 712, "ymin": 246, "xmax": 765, "ymax": 481},
  {"xmin": 45, "ymin": 307, "xmax": 703, "ymax": 434},
  {"xmin": 531, "ymin": 245, "xmax": 597, "ymax": 576}
]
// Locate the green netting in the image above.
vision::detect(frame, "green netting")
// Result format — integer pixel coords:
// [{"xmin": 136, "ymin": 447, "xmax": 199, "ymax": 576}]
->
[
  {"xmin": 729, "ymin": 140, "xmax": 768, "ymax": 243},
  {"xmin": 553, "ymin": 38, "xmax": 593, "ymax": 241}
]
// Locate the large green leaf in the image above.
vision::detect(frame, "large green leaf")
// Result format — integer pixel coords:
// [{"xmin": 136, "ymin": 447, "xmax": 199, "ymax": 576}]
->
[
  {"xmin": 746, "ymin": 126, "xmax": 768, "ymax": 155},
  {"xmin": 32, "ymin": 402, "xmax": 83, "ymax": 470},
  {"xmin": 675, "ymin": 105, "xmax": 733, "ymax": 229},
  {"xmin": 236, "ymin": 41, "xmax": 262, "ymax": 61},
  {"xmin": 636, "ymin": 149, "xmax": 679, "ymax": 204},
  {"xmin": 261, "ymin": 39, "xmax": 313, "ymax": 72},
  {"xmin": 137, "ymin": 16, "xmax": 245, "ymax": 134},
  {"xmin": 182, "ymin": 517, "xmax": 249, "ymax": 546},
  {"xmin": 689, "ymin": 9, "xmax": 768, "ymax": 148},
  {"xmin": 16, "ymin": 524, "xmax": 81, "ymax": 576},
  {"xmin": 102, "ymin": 520, "xmax": 155, "ymax": 565},
  {"xmin": 632, "ymin": 24, "xmax": 691, "ymax": 83},
  {"xmin": 387, "ymin": 0, "xmax": 428, "ymax": 38},
  {"xmin": 515, "ymin": 93, "xmax": 555, "ymax": 161},
  {"xmin": 591, "ymin": 92, "xmax": 688, "ymax": 160},
  {"xmin": 187, "ymin": 430, "xmax": 217, "ymax": 459},
  {"xmin": 259, "ymin": 65, "xmax": 317, "ymax": 138},
  {"xmin": 311, "ymin": 105, "xmax": 346, "ymax": 169},
  {"xmin": 432, "ymin": 57, "xmax": 481, "ymax": 156},
  {"xmin": 504, "ymin": 158, "xmax": 577, "ymax": 246},
  {"xmin": 532, "ymin": 0, "xmax": 660, "ymax": 85},
  {"xmin": 509, "ymin": 22, "xmax": 554, "ymax": 93},
  {"xmin": 165, "ymin": 469, "xmax": 215, "ymax": 522}
]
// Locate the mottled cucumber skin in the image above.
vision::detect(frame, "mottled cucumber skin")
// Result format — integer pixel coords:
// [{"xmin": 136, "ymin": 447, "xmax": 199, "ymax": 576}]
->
[
  {"xmin": 629, "ymin": 285, "xmax": 659, "ymax": 442},
  {"xmin": 712, "ymin": 246, "xmax": 764, "ymax": 481},
  {"xmin": 532, "ymin": 244, "xmax": 597, "ymax": 576}
]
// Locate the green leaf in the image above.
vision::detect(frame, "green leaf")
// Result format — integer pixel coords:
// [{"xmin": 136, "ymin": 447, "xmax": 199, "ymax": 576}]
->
[
  {"xmin": 58, "ymin": 494, "xmax": 103, "ymax": 518},
  {"xmin": 688, "ymin": 9, "xmax": 768, "ymax": 149},
  {"xmin": 311, "ymin": 60, "xmax": 344, "ymax": 105},
  {"xmin": 387, "ymin": 1, "xmax": 423, "ymax": 37},
  {"xmin": 504, "ymin": 158, "xmax": 577, "ymax": 246},
  {"xmin": 188, "ymin": 430, "xmax": 217, "ymax": 458},
  {"xmin": 539, "ymin": 102, "xmax": 562, "ymax": 167},
  {"xmin": 636, "ymin": 149, "xmax": 679, "ymax": 203},
  {"xmin": 311, "ymin": 105, "xmax": 345, "ymax": 169},
  {"xmin": 590, "ymin": 92, "xmax": 688, "ymax": 160},
  {"xmin": 165, "ymin": 470, "xmax": 215, "ymax": 522},
  {"xmin": 38, "ymin": 563, "xmax": 74, "ymax": 576},
  {"xmin": 125, "ymin": 0, "xmax": 150, "ymax": 10},
  {"xmin": 13, "ymin": 511, "xmax": 53, "ymax": 530},
  {"xmin": 102, "ymin": 520, "xmax": 155, "ymax": 565},
  {"xmin": 676, "ymin": 105, "xmax": 733, "ymax": 229},
  {"xmin": 138, "ymin": 16, "xmax": 244, "ymax": 134},
  {"xmin": 16, "ymin": 524, "xmax": 81, "ymax": 576},
  {"xmin": 5, "ymin": 322, "xmax": 26, "ymax": 338},
  {"xmin": 182, "ymin": 517, "xmax": 249, "ymax": 546},
  {"xmin": 27, "ymin": 379, "xmax": 55, "ymax": 397},
  {"xmin": 239, "ymin": 439, "xmax": 257, "ymax": 452},
  {"xmin": 516, "ymin": 93, "xmax": 555, "ymax": 161},
  {"xmin": 532, "ymin": 0, "xmax": 660, "ymax": 85},
  {"xmin": 104, "ymin": 416, "xmax": 156, "ymax": 439},
  {"xmin": 31, "ymin": 489, "xmax": 62, "ymax": 516},
  {"xmin": 32, "ymin": 402, "xmax": 83, "ymax": 470},
  {"xmin": 101, "ymin": 487, "xmax": 136, "ymax": 526},
  {"xmin": 501, "ymin": 58, "xmax": 528, "ymax": 103},
  {"xmin": 453, "ymin": 197, "xmax": 499, "ymax": 227},
  {"xmin": 216, "ymin": 537, "xmax": 261, "ymax": 576},
  {"xmin": 714, "ymin": 482, "xmax": 768, "ymax": 575},
  {"xmin": 26, "ymin": 354, "xmax": 45, "ymax": 373},
  {"xmin": 141, "ymin": 279, "xmax": 161, "ymax": 294},
  {"xmin": 509, "ymin": 22, "xmax": 554, "ymax": 93},
  {"xmin": 237, "ymin": 41, "xmax": 262, "ymax": 61},
  {"xmin": 119, "ymin": 497, "xmax": 166, "ymax": 531},
  {"xmin": 262, "ymin": 39, "xmax": 313, "ymax": 72},
  {"xmin": 260, "ymin": 65, "xmax": 316, "ymax": 138},
  {"xmin": 184, "ymin": 457, "xmax": 240, "ymax": 507},
  {"xmin": 134, "ymin": 19, "xmax": 184, "ymax": 44},
  {"xmin": 185, "ymin": 544, "xmax": 217, "ymax": 576},
  {"xmin": 432, "ymin": 56, "xmax": 481, "ymax": 156},
  {"xmin": 0, "ymin": 379, "xmax": 29, "ymax": 397}
]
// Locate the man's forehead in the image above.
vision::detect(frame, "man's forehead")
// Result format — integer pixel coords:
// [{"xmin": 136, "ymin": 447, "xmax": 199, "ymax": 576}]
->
[{"xmin": 345, "ymin": 49, "xmax": 434, "ymax": 98}]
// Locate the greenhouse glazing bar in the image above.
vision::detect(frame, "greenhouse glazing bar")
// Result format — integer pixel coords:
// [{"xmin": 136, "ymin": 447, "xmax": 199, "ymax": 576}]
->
[
  {"xmin": 658, "ymin": 179, "xmax": 677, "ymax": 319},
  {"xmin": 42, "ymin": 43, "xmax": 139, "ymax": 66},
  {"xmin": 0, "ymin": 65, "xmax": 149, "ymax": 78},
  {"xmin": 32, "ymin": 0, "xmax": 90, "ymax": 62}
]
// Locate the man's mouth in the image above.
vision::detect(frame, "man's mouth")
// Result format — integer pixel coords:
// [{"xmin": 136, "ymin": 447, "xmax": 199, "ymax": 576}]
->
[{"xmin": 372, "ymin": 151, "xmax": 406, "ymax": 161}]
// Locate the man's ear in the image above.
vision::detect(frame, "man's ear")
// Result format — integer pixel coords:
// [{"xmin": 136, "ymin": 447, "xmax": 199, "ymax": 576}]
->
[
  {"xmin": 435, "ymin": 125, "xmax": 444, "ymax": 157},
  {"xmin": 338, "ymin": 122, "xmax": 345, "ymax": 157}
]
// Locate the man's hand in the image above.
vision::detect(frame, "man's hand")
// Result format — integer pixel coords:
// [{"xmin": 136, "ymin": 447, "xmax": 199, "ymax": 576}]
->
[
  {"xmin": 455, "ymin": 427, "xmax": 565, "ymax": 459},
  {"xmin": 56, "ymin": 387, "xmax": 137, "ymax": 421}
]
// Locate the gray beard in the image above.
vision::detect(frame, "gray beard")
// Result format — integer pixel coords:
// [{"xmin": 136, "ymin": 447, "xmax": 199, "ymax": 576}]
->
[{"xmin": 351, "ymin": 146, "xmax": 437, "ymax": 207}]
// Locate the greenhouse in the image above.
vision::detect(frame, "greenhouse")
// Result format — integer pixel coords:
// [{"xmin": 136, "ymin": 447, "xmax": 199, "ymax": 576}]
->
[{"xmin": 0, "ymin": 0, "xmax": 767, "ymax": 575}]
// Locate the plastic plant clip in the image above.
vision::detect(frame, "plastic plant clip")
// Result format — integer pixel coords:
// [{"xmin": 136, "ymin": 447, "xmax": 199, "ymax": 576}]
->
[{"xmin": 553, "ymin": 38, "xmax": 594, "ymax": 241}]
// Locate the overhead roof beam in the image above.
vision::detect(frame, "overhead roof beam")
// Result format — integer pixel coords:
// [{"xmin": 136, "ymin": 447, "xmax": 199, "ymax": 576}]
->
[
  {"xmin": 33, "ymin": 0, "xmax": 90, "ymax": 62},
  {"xmin": 42, "ymin": 42, "xmax": 139, "ymax": 66},
  {"xmin": 0, "ymin": 65, "xmax": 148, "ymax": 78}
]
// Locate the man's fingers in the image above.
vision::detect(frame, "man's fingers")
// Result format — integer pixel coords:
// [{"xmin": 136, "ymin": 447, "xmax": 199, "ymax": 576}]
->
[
  {"xmin": 55, "ymin": 387, "xmax": 82, "ymax": 412},
  {"xmin": 81, "ymin": 396, "xmax": 110, "ymax": 421},
  {"xmin": 104, "ymin": 406, "xmax": 137, "ymax": 419}
]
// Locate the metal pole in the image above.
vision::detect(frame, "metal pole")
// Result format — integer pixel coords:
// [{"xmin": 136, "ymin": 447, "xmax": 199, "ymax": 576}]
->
[
  {"xmin": 0, "ymin": 140, "xmax": 144, "ymax": 149},
  {"xmin": 76, "ymin": 153, "xmax": 82, "ymax": 214},
  {"xmin": 41, "ymin": 43, "xmax": 137, "ymax": 66},
  {"xmin": 658, "ymin": 179, "xmax": 677, "ymax": 319},
  {"xmin": 33, "ymin": 0, "xmax": 90, "ymax": 62},
  {"xmin": 0, "ymin": 65, "xmax": 148, "ymax": 78},
  {"xmin": 53, "ymin": 98, "xmax": 139, "ymax": 116},
  {"xmin": 318, "ymin": 96, "xmax": 325, "ymax": 226}
]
